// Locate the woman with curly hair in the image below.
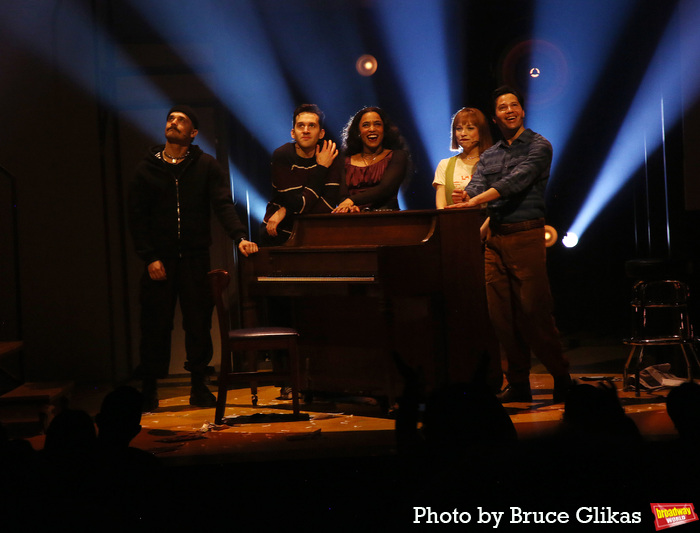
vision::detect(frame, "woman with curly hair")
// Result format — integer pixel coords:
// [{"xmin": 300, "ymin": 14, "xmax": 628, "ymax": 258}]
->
[{"xmin": 333, "ymin": 106, "xmax": 410, "ymax": 213}]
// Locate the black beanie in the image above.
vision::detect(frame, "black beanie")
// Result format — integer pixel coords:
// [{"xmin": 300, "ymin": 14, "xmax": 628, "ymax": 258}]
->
[{"xmin": 167, "ymin": 105, "xmax": 199, "ymax": 129}]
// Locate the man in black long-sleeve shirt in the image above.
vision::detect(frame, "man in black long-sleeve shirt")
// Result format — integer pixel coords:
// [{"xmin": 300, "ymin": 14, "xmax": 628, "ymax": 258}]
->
[
  {"xmin": 261, "ymin": 103, "xmax": 341, "ymax": 245},
  {"xmin": 128, "ymin": 105, "xmax": 257, "ymax": 411}
]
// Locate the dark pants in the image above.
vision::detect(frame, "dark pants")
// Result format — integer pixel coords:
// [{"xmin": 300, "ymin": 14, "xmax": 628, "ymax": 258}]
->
[
  {"xmin": 484, "ymin": 226, "xmax": 569, "ymax": 385},
  {"xmin": 138, "ymin": 255, "xmax": 213, "ymax": 379}
]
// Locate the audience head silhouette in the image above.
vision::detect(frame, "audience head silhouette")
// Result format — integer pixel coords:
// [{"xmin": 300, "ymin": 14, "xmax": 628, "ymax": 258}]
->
[
  {"xmin": 562, "ymin": 380, "xmax": 640, "ymax": 439},
  {"xmin": 422, "ymin": 382, "xmax": 517, "ymax": 453},
  {"xmin": 44, "ymin": 408, "xmax": 96, "ymax": 453},
  {"xmin": 96, "ymin": 386, "xmax": 144, "ymax": 447},
  {"xmin": 666, "ymin": 381, "xmax": 700, "ymax": 440}
]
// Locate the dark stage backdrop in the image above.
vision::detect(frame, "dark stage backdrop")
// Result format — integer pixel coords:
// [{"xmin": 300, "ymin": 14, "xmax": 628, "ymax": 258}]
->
[{"xmin": 0, "ymin": 0, "xmax": 696, "ymax": 385}]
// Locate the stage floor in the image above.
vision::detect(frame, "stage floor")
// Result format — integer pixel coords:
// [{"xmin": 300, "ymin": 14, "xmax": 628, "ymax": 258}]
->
[
  {"xmin": 8, "ymin": 339, "xmax": 698, "ymax": 531},
  {"xmin": 131, "ymin": 375, "xmax": 678, "ymax": 465},
  {"xmin": 22, "ymin": 341, "xmax": 680, "ymax": 464}
]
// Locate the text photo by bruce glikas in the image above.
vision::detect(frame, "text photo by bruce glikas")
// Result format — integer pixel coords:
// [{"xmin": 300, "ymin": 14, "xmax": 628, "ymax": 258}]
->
[{"xmin": 413, "ymin": 506, "xmax": 646, "ymax": 527}]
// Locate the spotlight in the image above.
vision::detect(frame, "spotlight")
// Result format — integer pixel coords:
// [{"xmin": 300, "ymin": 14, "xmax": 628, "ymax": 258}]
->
[
  {"xmin": 544, "ymin": 224, "xmax": 558, "ymax": 247},
  {"xmin": 356, "ymin": 54, "xmax": 378, "ymax": 76},
  {"xmin": 562, "ymin": 232, "xmax": 579, "ymax": 248},
  {"xmin": 501, "ymin": 39, "xmax": 568, "ymax": 105}
]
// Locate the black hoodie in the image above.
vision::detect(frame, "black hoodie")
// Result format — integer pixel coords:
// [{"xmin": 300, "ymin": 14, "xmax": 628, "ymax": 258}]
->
[{"xmin": 127, "ymin": 144, "xmax": 247, "ymax": 264}]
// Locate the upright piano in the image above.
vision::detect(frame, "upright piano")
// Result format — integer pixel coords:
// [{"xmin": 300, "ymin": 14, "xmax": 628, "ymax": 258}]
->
[{"xmin": 240, "ymin": 208, "xmax": 500, "ymax": 404}]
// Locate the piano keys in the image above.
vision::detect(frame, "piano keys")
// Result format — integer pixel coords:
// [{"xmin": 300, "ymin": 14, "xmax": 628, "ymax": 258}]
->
[{"xmin": 240, "ymin": 208, "xmax": 501, "ymax": 405}]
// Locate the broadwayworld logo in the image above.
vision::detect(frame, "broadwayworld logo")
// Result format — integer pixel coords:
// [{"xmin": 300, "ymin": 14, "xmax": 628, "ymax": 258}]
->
[{"xmin": 651, "ymin": 503, "xmax": 698, "ymax": 530}]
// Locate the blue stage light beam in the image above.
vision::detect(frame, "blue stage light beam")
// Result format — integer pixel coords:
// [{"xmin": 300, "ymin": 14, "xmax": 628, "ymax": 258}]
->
[
  {"xmin": 528, "ymin": 0, "xmax": 635, "ymax": 175},
  {"xmin": 127, "ymin": 0, "xmax": 296, "ymax": 154},
  {"xmin": 257, "ymin": 1, "xmax": 379, "ymax": 137},
  {"xmin": 0, "ymin": 1, "xmax": 172, "ymax": 142},
  {"xmin": 679, "ymin": 0, "xmax": 700, "ymax": 107},
  {"xmin": 567, "ymin": 0, "xmax": 700, "ymax": 243},
  {"xmin": 0, "ymin": 1, "xmax": 241, "ymax": 160},
  {"xmin": 125, "ymin": 0, "xmax": 302, "ymax": 223},
  {"xmin": 229, "ymin": 159, "xmax": 266, "ymax": 224},
  {"xmin": 371, "ymin": 0, "xmax": 456, "ymax": 194}
]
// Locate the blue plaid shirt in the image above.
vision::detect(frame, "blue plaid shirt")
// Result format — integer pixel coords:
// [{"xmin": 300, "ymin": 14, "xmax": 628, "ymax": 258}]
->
[{"xmin": 465, "ymin": 129, "xmax": 552, "ymax": 225}]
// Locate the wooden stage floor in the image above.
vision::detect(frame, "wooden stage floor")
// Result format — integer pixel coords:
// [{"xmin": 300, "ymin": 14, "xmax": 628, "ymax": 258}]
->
[
  {"xmin": 123, "ymin": 374, "xmax": 678, "ymax": 467},
  {"xmin": 9, "ymin": 340, "xmax": 698, "ymax": 530},
  {"xmin": 23, "ymin": 341, "xmax": 680, "ymax": 464}
]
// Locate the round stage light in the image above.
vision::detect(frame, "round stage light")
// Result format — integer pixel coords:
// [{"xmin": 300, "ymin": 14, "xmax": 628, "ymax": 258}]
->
[
  {"xmin": 562, "ymin": 232, "xmax": 579, "ymax": 248},
  {"xmin": 501, "ymin": 39, "xmax": 568, "ymax": 105},
  {"xmin": 356, "ymin": 54, "xmax": 378, "ymax": 76},
  {"xmin": 544, "ymin": 225, "xmax": 558, "ymax": 247}
]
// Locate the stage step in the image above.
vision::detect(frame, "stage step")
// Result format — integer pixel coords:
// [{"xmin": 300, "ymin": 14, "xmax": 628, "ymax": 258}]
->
[
  {"xmin": 0, "ymin": 340, "xmax": 24, "ymax": 389},
  {"xmin": 0, "ymin": 381, "xmax": 74, "ymax": 438}
]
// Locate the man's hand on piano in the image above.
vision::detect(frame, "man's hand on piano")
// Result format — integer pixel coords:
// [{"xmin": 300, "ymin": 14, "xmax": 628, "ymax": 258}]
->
[
  {"xmin": 238, "ymin": 239, "xmax": 259, "ymax": 257},
  {"xmin": 451, "ymin": 188, "xmax": 468, "ymax": 205},
  {"xmin": 446, "ymin": 189, "xmax": 479, "ymax": 209},
  {"xmin": 449, "ymin": 187, "xmax": 499, "ymax": 210},
  {"xmin": 266, "ymin": 207, "xmax": 286, "ymax": 236},
  {"xmin": 316, "ymin": 140, "xmax": 338, "ymax": 168}
]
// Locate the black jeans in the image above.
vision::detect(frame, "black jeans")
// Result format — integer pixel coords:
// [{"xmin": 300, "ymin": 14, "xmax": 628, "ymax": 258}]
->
[{"xmin": 138, "ymin": 255, "xmax": 213, "ymax": 378}]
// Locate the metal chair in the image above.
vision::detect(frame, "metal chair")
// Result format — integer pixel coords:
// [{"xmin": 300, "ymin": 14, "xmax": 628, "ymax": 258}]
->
[
  {"xmin": 208, "ymin": 269, "xmax": 301, "ymax": 424},
  {"xmin": 623, "ymin": 279, "xmax": 700, "ymax": 395}
]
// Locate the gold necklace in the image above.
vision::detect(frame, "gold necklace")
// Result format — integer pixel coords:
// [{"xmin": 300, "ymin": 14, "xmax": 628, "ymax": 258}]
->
[
  {"xmin": 361, "ymin": 148, "xmax": 383, "ymax": 166},
  {"xmin": 163, "ymin": 150, "xmax": 188, "ymax": 163}
]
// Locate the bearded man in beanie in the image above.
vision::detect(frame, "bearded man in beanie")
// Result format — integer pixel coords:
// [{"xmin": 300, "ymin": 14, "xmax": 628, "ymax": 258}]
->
[{"xmin": 128, "ymin": 105, "xmax": 258, "ymax": 411}]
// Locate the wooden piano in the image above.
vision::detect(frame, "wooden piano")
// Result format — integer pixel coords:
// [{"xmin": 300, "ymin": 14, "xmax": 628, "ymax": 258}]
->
[{"xmin": 239, "ymin": 208, "xmax": 501, "ymax": 406}]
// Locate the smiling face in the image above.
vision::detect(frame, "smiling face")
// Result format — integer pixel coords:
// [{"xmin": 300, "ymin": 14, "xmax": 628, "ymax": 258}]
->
[
  {"xmin": 164, "ymin": 112, "xmax": 198, "ymax": 145},
  {"xmin": 359, "ymin": 111, "xmax": 384, "ymax": 152},
  {"xmin": 291, "ymin": 112, "xmax": 325, "ymax": 154},
  {"xmin": 493, "ymin": 93, "xmax": 525, "ymax": 140}
]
